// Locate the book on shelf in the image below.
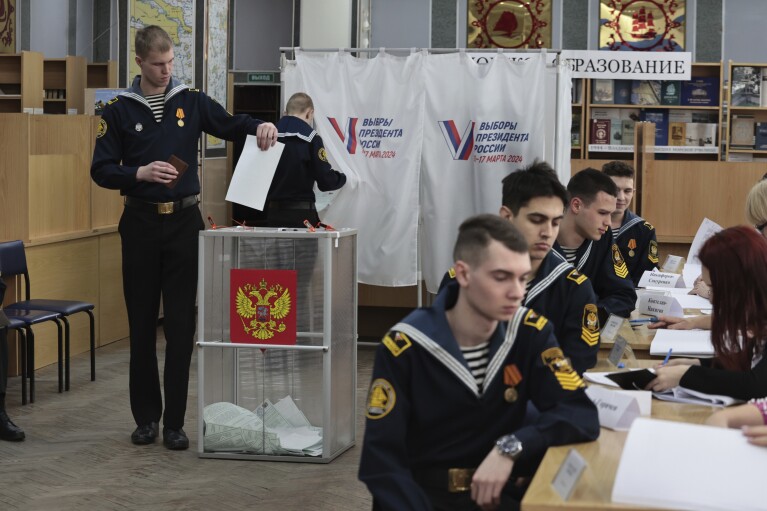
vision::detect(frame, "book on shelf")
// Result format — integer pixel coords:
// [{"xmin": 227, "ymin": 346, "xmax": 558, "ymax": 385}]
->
[
  {"xmin": 730, "ymin": 115, "xmax": 756, "ymax": 147},
  {"xmin": 755, "ymin": 122, "xmax": 767, "ymax": 150},
  {"xmin": 660, "ymin": 81, "xmax": 681, "ymax": 105},
  {"xmin": 614, "ymin": 80, "xmax": 632, "ymax": 104},
  {"xmin": 731, "ymin": 66, "xmax": 761, "ymax": 107},
  {"xmin": 610, "ymin": 121, "xmax": 623, "ymax": 145},
  {"xmin": 762, "ymin": 70, "xmax": 767, "ymax": 107},
  {"xmin": 630, "ymin": 80, "xmax": 661, "ymax": 105},
  {"xmin": 728, "ymin": 152, "xmax": 754, "ymax": 162},
  {"xmin": 680, "ymin": 77, "xmax": 719, "ymax": 106},
  {"xmin": 571, "ymin": 79, "xmax": 583, "ymax": 103},
  {"xmin": 592, "ymin": 79, "xmax": 614, "ymax": 104},
  {"xmin": 621, "ymin": 120, "xmax": 635, "ymax": 145},
  {"xmin": 571, "ymin": 111, "xmax": 581, "ymax": 147},
  {"xmin": 685, "ymin": 123, "xmax": 717, "ymax": 147},
  {"xmin": 591, "ymin": 119, "xmax": 611, "ymax": 145},
  {"xmin": 641, "ymin": 109, "xmax": 668, "ymax": 146},
  {"xmin": 668, "ymin": 122, "xmax": 686, "ymax": 146},
  {"xmin": 668, "ymin": 110, "xmax": 692, "ymax": 124}
]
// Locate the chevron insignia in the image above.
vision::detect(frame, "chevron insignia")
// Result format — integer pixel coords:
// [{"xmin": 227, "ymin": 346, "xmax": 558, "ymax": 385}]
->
[
  {"xmin": 581, "ymin": 303, "xmax": 600, "ymax": 347},
  {"xmin": 523, "ymin": 309, "xmax": 548, "ymax": 331},
  {"xmin": 612, "ymin": 244, "xmax": 629, "ymax": 278},
  {"xmin": 566, "ymin": 269, "xmax": 587, "ymax": 285},
  {"xmin": 382, "ymin": 331, "xmax": 412, "ymax": 357},
  {"xmin": 541, "ymin": 347, "xmax": 584, "ymax": 390},
  {"xmin": 648, "ymin": 240, "xmax": 659, "ymax": 264}
]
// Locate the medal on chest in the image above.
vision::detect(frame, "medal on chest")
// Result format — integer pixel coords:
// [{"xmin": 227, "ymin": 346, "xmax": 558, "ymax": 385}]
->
[
  {"xmin": 503, "ymin": 364, "xmax": 522, "ymax": 403},
  {"xmin": 176, "ymin": 107, "xmax": 185, "ymax": 127},
  {"xmin": 627, "ymin": 238, "xmax": 637, "ymax": 258}
]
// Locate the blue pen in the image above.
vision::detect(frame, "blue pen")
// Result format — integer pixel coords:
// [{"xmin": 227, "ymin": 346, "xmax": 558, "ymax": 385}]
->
[
  {"xmin": 662, "ymin": 348, "xmax": 673, "ymax": 366},
  {"xmin": 629, "ymin": 317, "xmax": 658, "ymax": 325}
]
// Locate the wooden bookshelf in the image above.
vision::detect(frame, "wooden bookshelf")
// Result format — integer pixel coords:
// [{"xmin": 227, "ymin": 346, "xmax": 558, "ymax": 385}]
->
[
  {"xmin": 86, "ymin": 61, "xmax": 118, "ymax": 89},
  {"xmin": 725, "ymin": 61, "xmax": 767, "ymax": 162},
  {"xmin": 0, "ymin": 51, "xmax": 43, "ymax": 113},
  {"xmin": 43, "ymin": 55, "xmax": 87, "ymax": 114}
]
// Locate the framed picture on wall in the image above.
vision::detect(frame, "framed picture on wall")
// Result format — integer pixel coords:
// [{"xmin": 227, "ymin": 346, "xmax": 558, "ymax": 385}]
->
[
  {"xmin": 0, "ymin": 0, "xmax": 16, "ymax": 54},
  {"xmin": 600, "ymin": 0, "xmax": 685, "ymax": 51},
  {"xmin": 467, "ymin": 0, "xmax": 552, "ymax": 49},
  {"xmin": 205, "ymin": 0, "xmax": 229, "ymax": 156}
]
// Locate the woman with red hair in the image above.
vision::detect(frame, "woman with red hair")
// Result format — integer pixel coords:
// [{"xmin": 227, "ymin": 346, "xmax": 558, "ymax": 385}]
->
[{"xmin": 646, "ymin": 226, "xmax": 767, "ymax": 400}]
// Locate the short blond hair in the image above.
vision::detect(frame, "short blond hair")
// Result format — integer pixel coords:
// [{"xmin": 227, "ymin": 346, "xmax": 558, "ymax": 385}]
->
[
  {"xmin": 746, "ymin": 179, "xmax": 767, "ymax": 227},
  {"xmin": 135, "ymin": 25, "xmax": 173, "ymax": 59},
  {"xmin": 286, "ymin": 92, "xmax": 313, "ymax": 115}
]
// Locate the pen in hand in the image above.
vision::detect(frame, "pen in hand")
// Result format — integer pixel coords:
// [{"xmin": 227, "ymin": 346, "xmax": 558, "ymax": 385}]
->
[
  {"xmin": 629, "ymin": 317, "xmax": 659, "ymax": 325},
  {"xmin": 662, "ymin": 348, "xmax": 673, "ymax": 366}
]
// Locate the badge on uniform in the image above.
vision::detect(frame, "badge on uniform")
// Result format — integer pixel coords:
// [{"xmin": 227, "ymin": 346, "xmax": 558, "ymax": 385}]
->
[
  {"xmin": 541, "ymin": 347, "xmax": 585, "ymax": 391},
  {"xmin": 644, "ymin": 221, "xmax": 655, "ymax": 231},
  {"xmin": 382, "ymin": 331, "xmax": 412, "ymax": 357},
  {"xmin": 448, "ymin": 267, "xmax": 456, "ymax": 279},
  {"xmin": 627, "ymin": 238, "xmax": 637, "ymax": 257},
  {"xmin": 96, "ymin": 119, "xmax": 107, "ymax": 138},
  {"xmin": 611, "ymin": 244, "xmax": 629, "ymax": 278},
  {"xmin": 648, "ymin": 240, "xmax": 659, "ymax": 264},
  {"xmin": 566, "ymin": 269, "xmax": 587, "ymax": 285},
  {"xmin": 580, "ymin": 303, "xmax": 600, "ymax": 347},
  {"xmin": 503, "ymin": 364, "xmax": 522, "ymax": 402},
  {"xmin": 365, "ymin": 378, "xmax": 396, "ymax": 419},
  {"xmin": 135, "ymin": 123, "xmax": 143, "ymax": 132},
  {"xmin": 176, "ymin": 108, "xmax": 185, "ymax": 127},
  {"xmin": 318, "ymin": 147, "xmax": 328, "ymax": 162},
  {"xmin": 523, "ymin": 309, "xmax": 548, "ymax": 331}
]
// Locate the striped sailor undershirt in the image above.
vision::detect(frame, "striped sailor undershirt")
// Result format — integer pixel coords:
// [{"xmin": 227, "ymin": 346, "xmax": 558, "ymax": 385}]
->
[
  {"xmin": 525, "ymin": 278, "xmax": 533, "ymax": 296},
  {"xmin": 145, "ymin": 93, "xmax": 164, "ymax": 122},
  {"xmin": 460, "ymin": 341, "xmax": 490, "ymax": 391},
  {"xmin": 560, "ymin": 246, "xmax": 578, "ymax": 265}
]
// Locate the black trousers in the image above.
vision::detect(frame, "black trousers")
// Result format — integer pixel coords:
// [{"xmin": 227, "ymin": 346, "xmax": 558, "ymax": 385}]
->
[{"xmin": 119, "ymin": 205, "xmax": 204, "ymax": 430}]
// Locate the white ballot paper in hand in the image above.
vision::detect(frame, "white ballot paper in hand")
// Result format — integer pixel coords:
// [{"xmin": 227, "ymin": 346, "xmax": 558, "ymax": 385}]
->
[{"xmin": 225, "ymin": 137, "xmax": 284, "ymax": 211}]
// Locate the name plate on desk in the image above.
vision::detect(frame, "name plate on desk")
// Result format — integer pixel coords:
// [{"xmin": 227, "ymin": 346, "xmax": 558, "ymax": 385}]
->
[
  {"xmin": 638, "ymin": 270, "xmax": 685, "ymax": 289},
  {"xmin": 585, "ymin": 386, "xmax": 645, "ymax": 431},
  {"xmin": 638, "ymin": 294, "xmax": 682, "ymax": 317},
  {"xmin": 551, "ymin": 448, "xmax": 588, "ymax": 501},
  {"xmin": 661, "ymin": 255, "xmax": 685, "ymax": 274}
]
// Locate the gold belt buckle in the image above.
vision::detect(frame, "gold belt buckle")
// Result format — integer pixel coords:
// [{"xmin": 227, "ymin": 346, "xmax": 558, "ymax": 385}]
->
[
  {"xmin": 157, "ymin": 201, "xmax": 174, "ymax": 214},
  {"xmin": 447, "ymin": 468, "xmax": 475, "ymax": 493}
]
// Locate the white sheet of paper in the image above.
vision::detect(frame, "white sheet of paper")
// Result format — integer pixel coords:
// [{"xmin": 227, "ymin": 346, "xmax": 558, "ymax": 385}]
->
[
  {"xmin": 649, "ymin": 329, "xmax": 714, "ymax": 357},
  {"xmin": 686, "ymin": 218, "xmax": 722, "ymax": 265},
  {"xmin": 682, "ymin": 262, "xmax": 702, "ymax": 287},
  {"xmin": 225, "ymin": 137, "xmax": 285, "ymax": 211},
  {"xmin": 672, "ymin": 293, "xmax": 712, "ymax": 310},
  {"xmin": 612, "ymin": 418, "xmax": 767, "ymax": 511}
]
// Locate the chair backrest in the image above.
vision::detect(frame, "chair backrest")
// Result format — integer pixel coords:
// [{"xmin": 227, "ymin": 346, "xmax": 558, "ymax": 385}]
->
[{"xmin": 0, "ymin": 240, "xmax": 30, "ymax": 300}]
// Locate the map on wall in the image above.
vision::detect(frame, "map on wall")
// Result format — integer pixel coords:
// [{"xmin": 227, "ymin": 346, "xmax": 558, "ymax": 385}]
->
[
  {"xmin": 128, "ymin": 0, "xmax": 195, "ymax": 86},
  {"xmin": 205, "ymin": 0, "xmax": 228, "ymax": 152}
]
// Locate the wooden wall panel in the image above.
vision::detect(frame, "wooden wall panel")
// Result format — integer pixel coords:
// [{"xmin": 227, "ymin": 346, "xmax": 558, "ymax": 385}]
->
[
  {"xmin": 98, "ymin": 233, "xmax": 128, "ymax": 346},
  {"xmin": 28, "ymin": 154, "xmax": 90, "ymax": 238},
  {"xmin": 0, "ymin": 114, "xmax": 30, "ymax": 241}
]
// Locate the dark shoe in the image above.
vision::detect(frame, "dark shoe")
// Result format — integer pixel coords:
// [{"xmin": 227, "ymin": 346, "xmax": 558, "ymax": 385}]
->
[
  {"xmin": 163, "ymin": 427, "xmax": 189, "ymax": 450},
  {"xmin": 131, "ymin": 422, "xmax": 159, "ymax": 445},
  {"xmin": 0, "ymin": 410, "xmax": 25, "ymax": 441}
]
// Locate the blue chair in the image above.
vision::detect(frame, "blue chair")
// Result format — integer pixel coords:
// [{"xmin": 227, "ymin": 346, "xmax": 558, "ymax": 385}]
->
[{"xmin": 0, "ymin": 240, "xmax": 94, "ymax": 392}]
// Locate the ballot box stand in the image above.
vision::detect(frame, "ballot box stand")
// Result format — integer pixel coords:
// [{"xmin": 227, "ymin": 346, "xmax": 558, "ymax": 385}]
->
[{"xmin": 197, "ymin": 227, "xmax": 357, "ymax": 463}]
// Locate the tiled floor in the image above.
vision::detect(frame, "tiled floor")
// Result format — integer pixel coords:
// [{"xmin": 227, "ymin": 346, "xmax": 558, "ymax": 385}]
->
[{"xmin": 0, "ymin": 335, "xmax": 375, "ymax": 511}]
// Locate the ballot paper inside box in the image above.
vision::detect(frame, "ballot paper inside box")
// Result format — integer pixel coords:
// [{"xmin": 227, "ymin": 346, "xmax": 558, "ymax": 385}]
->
[{"xmin": 197, "ymin": 227, "xmax": 358, "ymax": 463}]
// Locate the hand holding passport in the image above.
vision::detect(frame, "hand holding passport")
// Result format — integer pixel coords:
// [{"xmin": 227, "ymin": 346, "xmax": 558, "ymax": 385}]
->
[
  {"xmin": 164, "ymin": 154, "xmax": 189, "ymax": 189},
  {"xmin": 606, "ymin": 368, "xmax": 657, "ymax": 390}
]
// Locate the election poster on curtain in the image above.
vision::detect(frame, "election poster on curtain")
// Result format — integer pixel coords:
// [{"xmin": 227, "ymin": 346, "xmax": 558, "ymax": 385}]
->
[{"xmin": 283, "ymin": 52, "xmax": 549, "ymax": 291}]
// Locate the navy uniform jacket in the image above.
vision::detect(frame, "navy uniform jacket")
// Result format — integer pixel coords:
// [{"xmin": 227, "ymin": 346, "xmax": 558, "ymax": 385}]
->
[
  {"xmin": 358, "ymin": 282, "xmax": 600, "ymax": 511},
  {"xmin": 613, "ymin": 210, "xmax": 659, "ymax": 286},
  {"xmin": 268, "ymin": 116, "xmax": 346, "ymax": 202},
  {"xmin": 553, "ymin": 228, "xmax": 637, "ymax": 319},
  {"xmin": 525, "ymin": 250, "xmax": 600, "ymax": 375},
  {"xmin": 439, "ymin": 250, "xmax": 601, "ymax": 375},
  {"xmin": 91, "ymin": 76, "xmax": 264, "ymax": 201}
]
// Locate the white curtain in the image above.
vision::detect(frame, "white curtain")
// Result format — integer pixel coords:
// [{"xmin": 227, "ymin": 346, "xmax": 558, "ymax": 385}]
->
[{"xmin": 420, "ymin": 52, "xmax": 547, "ymax": 292}]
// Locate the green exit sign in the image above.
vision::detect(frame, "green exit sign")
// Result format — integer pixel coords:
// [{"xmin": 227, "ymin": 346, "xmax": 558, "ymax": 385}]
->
[{"xmin": 247, "ymin": 72, "xmax": 276, "ymax": 83}]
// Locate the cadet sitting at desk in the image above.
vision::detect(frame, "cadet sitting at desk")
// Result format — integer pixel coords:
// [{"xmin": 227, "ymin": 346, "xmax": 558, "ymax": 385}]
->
[
  {"xmin": 602, "ymin": 161, "xmax": 658, "ymax": 286},
  {"xmin": 359, "ymin": 214, "xmax": 599, "ymax": 511},
  {"xmin": 647, "ymin": 226, "xmax": 767, "ymax": 401},
  {"xmin": 498, "ymin": 161, "xmax": 600, "ymax": 375},
  {"xmin": 554, "ymin": 168, "xmax": 636, "ymax": 321}
]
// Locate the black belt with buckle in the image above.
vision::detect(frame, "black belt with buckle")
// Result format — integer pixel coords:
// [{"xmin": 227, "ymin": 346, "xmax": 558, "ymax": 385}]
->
[
  {"xmin": 268, "ymin": 200, "xmax": 316, "ymax": 211},
  {"xmin": 413, "ymin": 467, "xmax": 476, "ymax": 493},
  {"xmin": 124, "ymin": 195, "xmax": 199, "ymax": 215}
]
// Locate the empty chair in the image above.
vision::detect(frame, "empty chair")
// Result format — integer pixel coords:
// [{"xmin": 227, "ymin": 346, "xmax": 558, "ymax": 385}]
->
[{"xmin": 0, "ymin": 240, "xmax": 95, "ymax": 392}]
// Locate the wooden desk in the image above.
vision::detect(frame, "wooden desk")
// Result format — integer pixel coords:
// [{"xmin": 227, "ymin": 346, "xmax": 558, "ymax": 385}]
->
[{"xmin": 521, "ymin": 360, "xmax": 715, "ymax": 511}]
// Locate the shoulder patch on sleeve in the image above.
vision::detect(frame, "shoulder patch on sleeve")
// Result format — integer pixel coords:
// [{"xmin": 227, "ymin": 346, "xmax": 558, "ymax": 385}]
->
[
  {"xmin": 611, "ymin": 243, "xmax": 629, "ymax": 278},
  {"xmin": 644, "ymin": 221, "xmax": 655, "ymax": 231},
  {"xmin": 566, "ymin": 269, "xmax": 587, "ymax": 285},
  {"xmin": 648, "ymin": 240, "xmax": 659, "ymax": 264},
  {"xmin": 581, "ymin": 303, "xmax": 600, "ymax": 347},
  {"xmin": 382, "ymin": 331, "xmax": 412, "ymax": 357},
  {"xmin": 365, "ymin": 378, "xmax": 396, "ymax": 419},
  {"xmin": 523, "ymin": 309, "xmax": 548, "ymax": 331},
  {"xmin": 188, "ymin": 88, "xmax": 200, "ymax": 92},
  {"xmin": 448, "ymin": 267, "xmax": 456, "ymax": 279},
  {"xmin": 96, "ymin": 118, "xmax": 107, "ymax": 138},
  {"xmin": 107, "ymin": 96, "xmax": 119, "ymax": 105},
  {"xmin": 541, "ymin": 347, "xmax": 585, "ymax": 390},
  {"xmin": 318, "ymin": 147, "xmax": 328, "ymax": 162}
]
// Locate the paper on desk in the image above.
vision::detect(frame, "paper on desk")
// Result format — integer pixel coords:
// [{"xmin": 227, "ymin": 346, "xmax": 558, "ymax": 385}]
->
[
  {"xmin": 687, "ymin": 218, "xmax": 722, "ymax": 266},
  {"xmin": 225, "ymin": 137, "xmax": 285, "ymax": 211},
  {"xmin": 682, "ymin": 262, "xmax": 702, "ymax": 287},
  {"xmin": 613, "ymin": 418, "xmax": 767, "ymax": 511},
  {"xmin": 650, "ymin": 329, "xmax": 714, "ymax": 357},
  {"xmin": 672, "ymin": 293, "xmax": 712, "ymax": 310},
  {"xmin": 652, "ymin": 386, "xmax": 744, "ymax": 407}
]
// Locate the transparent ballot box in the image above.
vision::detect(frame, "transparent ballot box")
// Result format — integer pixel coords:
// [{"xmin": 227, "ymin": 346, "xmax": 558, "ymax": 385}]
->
[{"xmin": 197, "ymin": 227, "xmax": 357, "ymax": 463}]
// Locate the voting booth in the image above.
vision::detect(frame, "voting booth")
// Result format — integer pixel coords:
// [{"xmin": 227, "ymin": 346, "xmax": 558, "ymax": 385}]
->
[{"xmin": 196, "ymin": 227, "xmax": 357, "ymax": 463}]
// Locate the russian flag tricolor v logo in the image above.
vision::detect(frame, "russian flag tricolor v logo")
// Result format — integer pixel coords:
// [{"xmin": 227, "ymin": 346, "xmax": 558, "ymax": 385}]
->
[
  {"xmin": 439, "ymin": 120, "xmax": 475, "ymax": 160},
  {"xmin": 328, "ymin": 117, "xmax": 359, "ymax": 154}
]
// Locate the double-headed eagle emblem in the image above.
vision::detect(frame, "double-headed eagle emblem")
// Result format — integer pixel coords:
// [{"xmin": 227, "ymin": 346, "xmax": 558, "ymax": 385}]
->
[{"xmin": 234, "ymin": 278, "xmax": 291, "ymax": 340}]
